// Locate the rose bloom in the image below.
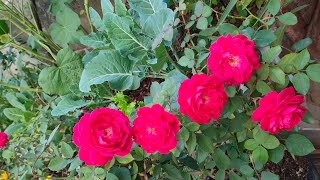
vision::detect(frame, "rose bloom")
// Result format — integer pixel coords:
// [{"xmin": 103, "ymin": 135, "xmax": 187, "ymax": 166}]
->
[
  {"xmin": 178, "ymin": 74, "xmax": 228, "ymax": 124},
  {"xmin": 72, "ymin": 108, "xmax": 133, "ymax": 166},
  {"xmin": 0, "ymin": 132, "xmax": 9, "ymax": 148},
  {"xmin": 208, "ymin": 34, "xmax": 260, "ymax": 85},
  {"xmin": 252, "ymin": 87, "xmax": 307, "ymax": 134},
  {"xmin": 133, "ymin": 104, "xmax": 180, "ymax": 154}
]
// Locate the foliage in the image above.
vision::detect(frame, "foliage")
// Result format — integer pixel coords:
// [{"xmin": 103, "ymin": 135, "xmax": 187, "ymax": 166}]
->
[{"xmin": 0, "ymin": 0, "xmax": 318, "ymax": 179}]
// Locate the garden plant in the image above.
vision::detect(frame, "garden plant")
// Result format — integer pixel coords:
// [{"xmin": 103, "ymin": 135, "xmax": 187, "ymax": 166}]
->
[{"xmin": 0, "ymin": 0, "xmax": 319, "ymax": 179}]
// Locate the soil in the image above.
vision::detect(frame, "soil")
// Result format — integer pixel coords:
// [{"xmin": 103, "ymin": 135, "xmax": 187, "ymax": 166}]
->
[
  {"xmin": 264, "ymin": 152, "xmax": 309, "ymax": 180},
  {"xmin": 124, "ymin": 77, "xmax": 163, "ymax": 102}
]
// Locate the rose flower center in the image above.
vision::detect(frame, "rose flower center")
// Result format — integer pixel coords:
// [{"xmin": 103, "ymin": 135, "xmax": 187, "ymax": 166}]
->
[
  {"xmin": 105, "ymin": 127, "xmax": 113, "ymax": 137},
  {"xmin": 228, "ymin": 56, "xmax": 239, "ymax": 67},
  {"xmin": 147, "ymin": 127, "xmax": 157, "ymax": 135}
]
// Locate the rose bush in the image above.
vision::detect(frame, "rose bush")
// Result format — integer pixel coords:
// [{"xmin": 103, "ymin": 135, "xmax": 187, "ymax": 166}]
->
[{"xmin": 0, "ymin": 0, "xmax": 319, "ymax": 179}]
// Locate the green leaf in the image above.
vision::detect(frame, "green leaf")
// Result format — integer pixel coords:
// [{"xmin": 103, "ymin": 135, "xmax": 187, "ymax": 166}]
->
[
  {"xmin": 262, "ymin": 46, "xmax": 282, "ymax": 63},
  {"xmin": 214, "ymin": 148, "xmax": 231, "ymax": 170},
  {"xmin": 80, "ymin": 32, "xmax": 108, "ymax": 48},
  {"xmin": 240, "ymin": 165, "xmax": 254, "ymax": 177},
  {"xmin": 267, "ymin": 0, "xmax": 281, "ymax": 15},
  {"xmin": 285, "ymin": 134, "xmax": 315, "ymax": 156},
  {"xmin": 254, "ymin": 30, "xmax": 276, "ymax": 47},
  {"xmin": 256, "ymin": 80, "xmax": 272, "ymax": 95},
  {"xmin": 229, "ymin": 171, "xmax": 243, "ymax": 180},
  {"xmin": 186, "ymin": 122, "xmax": 200, "ymax": 132},
  {"xmin": 151, "ymin": 43, "xmax": 171, "ymax": 71},
  {"xmin": 51, "ymin": 95, "xmax": 93, "ymax": 116},
  {"xmin": 257, "ymin": 64, "xmax": 270, "ymax": 81},
  {"xmin": 261, "ymin": 171, "xmax": 279, "ymax": 180},
  {"xmin": 269, "ymin": 67, "xmax": 285, "ymax": 85},
  {"xmin": 5, "ymin": 93, "xmax": 25, "ymax": 111},
  {"xmin": 129, "ymin": 0, "xmax": 167, "ymax": 22},
  {"xmin": 306, "ymin": 64, "xmax": 320, "ymax": 82},
  {"xmin": 114, "ymin": 0, "xmax": 127, "ymax": 16},
  {"xmin": 177, "ymin": 127, "xmax": 190, "ymax": 141},
  {"xmin": 253, "ymin": 126, "xmax": 269, "ymax": 144},
  {"xmin": 196, "ymin": 17, "xmax": 208, "ymax": 30},
  {"xmin": 61, "ymin": 142, "xmax": 74, "ymax": 159},
  {"xmin": 105, "ymin": 14, "xmax": 150, "ymax": 59},
  {"xmin": 142, "ymin": 8, "xmax": 174, "ymax": 45},
  {"xmin": 116, "ymin": 153, "xmax": 134, "ymax": 164},
  {"xmin": 3, "ymin": 108, "xmax": 25, "ymax": 122},
  {"xmin": 109, "ymin": 167, "xmax": 131, "ymax": 180},
  {"xmin": 187, "ymin": 133, "xmax": 197, "ymax": 154},
  {"xmin": 197, "ymin": 134, "xmax": 213, "ymax": 153},
  {"xmin": 202, "ymin": 5, "xmax": 212, "ymax": 17},
  {"xmin": 89, "ymin": 7, "xmax": 105, "ymax": 31},
  {"xmin": 48, "ymin": 157, "xmax": 69, "ymax": 171},
  {"xmin": 194, "ymin": 1, "xmax": 204, "ymax": 17},
  {"xmin": 215, "ymin": 169, "xmax": 226, "ymax": 180},
  {"xmin": 269, "ymin": 145, "xmax": 284, "ymax": 164},
  {"xmin": 0, "ymin": 20, "xmax": 9, "ymax": 35},
  {"xmin": 4, "ymin": 123, "xmax": 22, "ymax": 135},
  {"xmin": 262, "ymin": 135, "xmax": 280, "ymax": 149},
  {"xmin": 218, "ymin": 23, "xmax": 238, "ymax": 36},
  {"xmin": 162, "ymin": 164, "xmax": 183, "ymax": 180},
  {"xmin": 278, "ymin": 53, "xmax": 298, "ymax": 73},
  {"xmin": 278, "ymin": 12, "xmax": 297, "ymax": 25},
  {"xmin": 244, "ymin": 139, "xmax": 259, "ymax": 150},
  {"xmin": 68, "ymin": 157, "xmax": 83, "ymax": 171},
  {"xmin": 302, "ymin": 110, "xmax": 315, "ymax": 124},
  {"xmin": 106, "ymin": 173, "xmax": 119, "ymax": 180},
  {"xmin": 225, "ymin": 85, "xmax": 237, "ymax": 97},
  {"xmin": 47, "ymin": 124, "xmax": 60, "ymax": 145},
  {"xmin": 252, "ymin": 146, "xmax": 268, "ymax": 164},
  {"xmin": 292, "ymin": 73, "xmax": 310, "ymax": 95},
  {"xmin": 292, "ymin": 38, "xmax": 312, "ymax": 52},
  {"xmin": 38, "ymin": 48, "xmax": 83, "ymax": 95},
  {"xmin": 49, "ymin": 8, "xmax": 83, "ymax": 47},
  {"xmin": 293, "ymin": 49, "xmax": 310, "ymax": 70},
  {"xmin": 79, "ymin": 50, "xmax": 140, "ymax": 92}
]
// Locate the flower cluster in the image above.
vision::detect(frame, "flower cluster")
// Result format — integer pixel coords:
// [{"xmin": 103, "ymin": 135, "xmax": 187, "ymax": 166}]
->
[
  {"xmin": 72, "ymin": 104, "xmax": 180, "ymax": 166},
  {"xmin": 0, "ymin": 132, "xmax": 8, "ymax": 148},
  {"xmin": 72, "ymin": 34, "xmax": 306, "ymax": 166}
]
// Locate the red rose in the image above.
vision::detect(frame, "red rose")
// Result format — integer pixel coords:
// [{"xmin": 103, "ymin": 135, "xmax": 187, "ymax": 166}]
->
[
  {"xmin": 208, "ymin": 34, "xmax": 260, "ymax": 85},
  {"xmin": 133, "ymin": 104, "xmax": 180, "ymax": 154},
  {"xmin": 178, "ymin": 74, "xmax": 228, "ymax": 124},
  {"xmin": 252, "ymin": 87, "xmax": 306, "ymax": 134},
  {"xmin": 72, "ymin": 108, "xmax": 133, "ymax": 166},
  {"xmin": 0, "ymin": 132, "xmax": 8, "ymax": 148}
]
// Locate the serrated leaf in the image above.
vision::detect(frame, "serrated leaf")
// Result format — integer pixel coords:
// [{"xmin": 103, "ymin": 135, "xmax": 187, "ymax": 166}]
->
[
  {"xmin": 292, "ymin": 38, "xmax": 312, "ymax": 52},
  {"xmin": 48, "ymin": 157, "xmax": 69, "ymax": 171},
  {"xmin": 267, "ymin": 0, "xmax": 280, "ymax": 15},
  {"xmin": 214, "ymin": 148, "xmax": 231, "ymax": 170},
  {"xmin": 79, "ymin": 50, "xmax": 140, "ymax": 92},
  {"xmin": 61, "ymin": 142, "xmax": 74, "ymax": 159},
  {"xmin": 252, "ymin": 146, "xmax": 268, "ymax": 164},
  {"xmin": 5, "ymin": 93, "xmax": 26, "ymax": 111},
  {"xmin": 240, "ymin": 165, "xmax": 254, "ymax": 177},
  {"xmin": 80, "ymin": 32, "xmax": 108, "ymax": 48},
  {"xmin": 197, "ymin": 134, "xmax": 213, "ymax": 153},
  {"xmin": 256, "ymin": 80, "xmax": 272, "ymax": 95},
  {"xmin": 116, "ymin": 153, "xmax": 134, "ymax": 164},
  {"xmin": 269, "ymin": 67, "xmax": 285, "ymax": 85},
  {"xmin": 257, "ymin": 64, "xmax": 270, "ymax": 80},
  {"xmin": 262, "ymin": 46, "xmax": 282, "ymax": 63},
  {"xmin": 285, "ymin": 134, "xmax": 315, "ymax": 156},
  {"xmin": 105, "ymin": 14, "xmax": 151, "ymax": 59},
  {"xmin": 196, "ymin": 17, "xmax": 208, "ymax": 30},
  {"xmin": 38, "ymin": 48, "xmax": 83, "ymax": 95},
  {"xmin": 261, "ymin": 171, "xmax": 279, "ymax": 180},
  {"xmin": 244, "ymin": 139, "xmax": 259, "ymax": 150},
  {"xmin": 269, "ymin": 145, "xmax": 284, "ymax": 164},
  {"xmin": 278, "ymin": 12, "xmax": 297, "ymax": 25},
  {"xmin": 307, "ymin": 64, "xmax": 320, "ymax": 82},
  {"xmin": 51, "ymin": 95, "xmax": 93, "ymax": 116},
  {"xmin": 162, "ymin": 164, "xmax": 183, "ymax": 180},
  {"xmin": 292, "ymin": 49, "xmax": 310, "ymax": 70},
  {"xmin": 262, "ymin": 135, "xmax": 280, "ymax": 149},
  {"xmin": 254, "ymin": 30, "xmax": 276, "ymax": 47},
  {"xmin": 292, "ymin": 73, "xmax": 310, "ymax": 95},
  {"xmin": 49, "ymin": 8, "xmax": 83, "ymax": 47},
  {"xmin": 187, "ymin": 133, "xmax": 197, "ymax": 154}
]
